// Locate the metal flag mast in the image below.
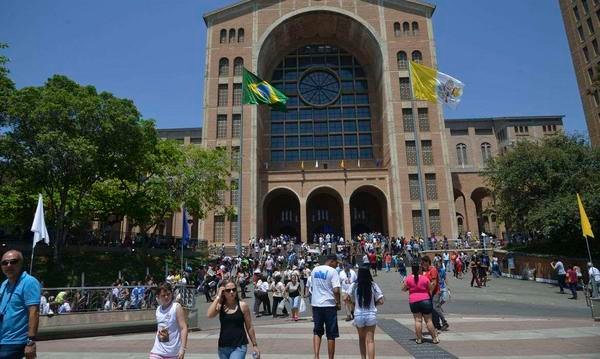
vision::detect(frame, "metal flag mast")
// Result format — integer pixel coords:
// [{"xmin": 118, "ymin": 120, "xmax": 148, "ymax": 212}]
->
[
  {"xmin": 408, "ymin": 61, "xmax": 429, "ymax": 248},
  {"xmin": 236, "ymin": 102, "xmax": 244, "ymax": 257}
]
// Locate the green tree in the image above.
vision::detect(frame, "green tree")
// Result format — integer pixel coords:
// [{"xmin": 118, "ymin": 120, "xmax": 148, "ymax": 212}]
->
[
  {"xmin": 0, "ymin": 42, "xmax": 16, "ymax": 119},
  {"xmin": 484, "ymin": 133, "xmax": 600, "ymax": 247},
  {"xmin": 0, "ymin": 75, "xmax": 159, "ymax": 259}
]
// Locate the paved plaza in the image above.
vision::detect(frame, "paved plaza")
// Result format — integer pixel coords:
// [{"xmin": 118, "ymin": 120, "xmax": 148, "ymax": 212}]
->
[{"xmin": 38, "ymin": 271, "xmax": 600, "ymax": 358}]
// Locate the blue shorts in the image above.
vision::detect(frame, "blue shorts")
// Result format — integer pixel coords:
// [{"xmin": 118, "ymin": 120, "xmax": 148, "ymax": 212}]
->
[
  {"xmin": 353, "ymin": 312, "xmax": 377, "ymax": 328},
  {"xmin": 312, "ymin": 306, "xmax": 339, "ymax": 340},
  {"xmin": 0, "ymin": 344, "xmax": 25, "ymax": 359},
  {"xmin": 290, "ymin": 296, "xmax": 301, "ymax": 309}
]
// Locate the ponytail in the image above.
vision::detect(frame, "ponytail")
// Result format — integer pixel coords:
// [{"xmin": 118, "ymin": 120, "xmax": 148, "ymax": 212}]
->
[{"xmin": 411, "ymin": 264, "xmax": 420, "ymax": 284}]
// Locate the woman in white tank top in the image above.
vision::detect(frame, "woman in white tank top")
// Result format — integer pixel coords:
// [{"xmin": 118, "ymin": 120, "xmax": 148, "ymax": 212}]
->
[{"xmin": 149, "ymin": 283, "xmax": 189, "ymax": 359}]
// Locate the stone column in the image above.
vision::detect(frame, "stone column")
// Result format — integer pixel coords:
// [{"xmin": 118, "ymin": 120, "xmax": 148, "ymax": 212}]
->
[
  {"xmin": 465, "ymin": 198, "xmax": 478, "ymax": 235},
  {"xmin": 343, "ymin": 200, "xmax": 352, "ymax": 243},
  {"xmin": 300, "ymin": 199, "xmax": 308, "ymax": 243}
]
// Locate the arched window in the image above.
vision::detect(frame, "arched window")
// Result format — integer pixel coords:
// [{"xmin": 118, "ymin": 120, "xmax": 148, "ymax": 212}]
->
[
  {"xmin": 397, "ymin": 51, "xmax": 408, "ymax": 70},
  {"xmin": 219, "ymin": 29, "xmax": 227, "ymax": 44},
  {"xmin": 219, "ymin": 58, "xmax": 229, "ymax": 77},
  {"xmin": 481, "ymin": 142, "xmax": 492, "ymax": 163},
  {"xmin": 456, "ymin": 143, "xmax": 468, "ymax": 166},
  {"xmin": 411, "ymin": 50, "xmax": 422, "ymax": 64},
  {"xmin": 394, "ymin": 22, "xmax": 401, "ymax": 37},
  {"xmin": 403, "ymin": 22, "xmax": 410, "ymax": 35},
  {"xmin": 412, "ymin": 21, "xmax": 419, "ymax": 36},
  {"xmin": 229, "ymin": 29, "xmax": 236, "ymax": 43},
  {"xmin": 234, "ymin": 57, "xmax": 244, "ymax": 76},
  {"xmin": 237, "ymin": 28, "xmax": 244, "ymax": 43}
]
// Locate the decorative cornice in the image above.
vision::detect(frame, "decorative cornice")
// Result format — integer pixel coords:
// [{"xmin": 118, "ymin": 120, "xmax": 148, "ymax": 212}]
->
[{"xmin": 203, "ymin": 0, "xmax": 436, "ymax": 27}]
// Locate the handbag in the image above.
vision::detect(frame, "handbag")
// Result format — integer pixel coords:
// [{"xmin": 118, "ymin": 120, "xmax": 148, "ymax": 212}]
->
[
  {"xmin": 299, "ymin": 297, "xmax": 307, "ymax": 313},
  {"xmin": 277, "ymin": 298, "xmax": 287, "ymax": 311}
]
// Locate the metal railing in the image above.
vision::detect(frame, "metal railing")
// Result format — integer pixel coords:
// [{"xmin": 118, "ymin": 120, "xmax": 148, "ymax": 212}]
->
[{"xmin": 40, "ymin": 284, "xmax": 197, "ymax": 315}]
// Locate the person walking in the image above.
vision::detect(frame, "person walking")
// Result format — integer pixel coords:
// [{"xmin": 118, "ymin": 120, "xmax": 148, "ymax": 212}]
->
[
  {"xmin": 566, "ymin": 265, "xmax": 578, "ymax": 300},
  {"xmin": 469, "ymin": 255, "xmax": 481, "ymax": 288},
  {"xmin": 402, "ymin": 261, "xmax": 439, "ymax": 344},
  {"xmin": 285, "ymin": 274, "xmax": 302, "ymax": 321},
  {"xmin": 339, "ymin": 264, "xmax": 357, "ymax": 322},
  {"xmin": 551, "ymin": 258, "xmax": 567, "ymax": 294},
  {"xmin": 368, "ymin": 250, "xmax": 377, "ymax": 277},
  {"xmin": 207, "ymin": 280, "xmax": 260, "ymax": 359},
  {"xmin": 259, "ymin": 275, "xmax": 271, "ymax": 316},
  {"xmin": 0, "ymin": 250, "xmax": 41, "ymax": 359},
  {"xmin": 384, "ymin": 253, "xmax": 392, "ymax": 272},
  {"xmin": 270, "ymin": 275, "xmax": 287, "ymax": 318},
  {"xmin": 149, "ymin": 283, "xmax": 189, "ymax": 359},
  {"xmin": 434, "ymin": 260, "xmax": 450, "ymax": 331},
  {"xmin": 587, "ymin": 262, "xmax": 600, "ymax": 298},
  {"xmin": 347, "ymin": 266, "xmax": 384, "ymax": 359},
  {"xmin": 310, "ymin": 254, "xmax": 341, "ymax": 359},
  {"xmin": 421, "ymin": 256, "xmax": 448, "ymax": 332}
]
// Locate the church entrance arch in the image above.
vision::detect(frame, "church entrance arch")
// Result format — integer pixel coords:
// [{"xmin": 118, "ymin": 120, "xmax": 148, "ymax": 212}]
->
[
  {"xmin": 263, "ymin": 188, "xmax": 301, "ymax": 239},
  {"xmin": 306, "ymin": 187, "xmax": 344, "ymax": 243},
  {"xmin": 350, "ymin": 185, "xmax": 388, "ymax": 237}
]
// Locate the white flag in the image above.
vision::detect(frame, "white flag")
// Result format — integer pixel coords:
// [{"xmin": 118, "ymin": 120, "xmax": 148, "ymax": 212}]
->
[{"xmin": 31, "ymin": 194, "xmax": 50, "ymax": 248}]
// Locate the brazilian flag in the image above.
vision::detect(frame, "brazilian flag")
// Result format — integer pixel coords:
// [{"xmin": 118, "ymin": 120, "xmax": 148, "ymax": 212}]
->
[{"xmin": 242, "ymin": 68, "xmax": 287, "ymax": 111}]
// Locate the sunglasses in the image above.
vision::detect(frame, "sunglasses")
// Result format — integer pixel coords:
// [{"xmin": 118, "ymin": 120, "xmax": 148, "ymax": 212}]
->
[
  {"xmin": 224, "ymin": 288, "xmax": 236, "ymax": 293},
  {"xmin": 1, "ymin": 259, "xmax": 19, "ymax": 266}
]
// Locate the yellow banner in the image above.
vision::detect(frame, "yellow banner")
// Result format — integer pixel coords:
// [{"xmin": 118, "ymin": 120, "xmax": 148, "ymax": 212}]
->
[{"xmin": 577, "ymin": 193, "xmax": 595, "ymax": 238}]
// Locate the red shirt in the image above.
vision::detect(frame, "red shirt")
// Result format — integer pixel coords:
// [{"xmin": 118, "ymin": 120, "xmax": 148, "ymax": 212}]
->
[
  {"xmin": 425, "ymin": 265, "xmax": 440, "ymax": 295},
  {"xmin": 567, "ymin": 269, "xmax": 577, "ymax": 284},
  {"xmin": 385, "ymin": 254, "xmax": 392, "ymax": 263},
  {"xmin": 368, "ymin": 252, "xmax": 376, "ymax": 264}
]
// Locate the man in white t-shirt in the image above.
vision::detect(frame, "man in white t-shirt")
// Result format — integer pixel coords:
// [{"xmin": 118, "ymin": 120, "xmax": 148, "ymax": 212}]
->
[
  {"xmin": 310, "ymin": 254, "xmax": 341, "ymax": 359},
  {"xmin": 588, "ymin": 262, "xmax": 600, "ymax": 298},
  {"xmin": 551, "ymin": 259, "xmax": 567, "ymax": 294},
  {"xmin": 339, "ymin": 264, "xmax": 357, "ymax": 322}
]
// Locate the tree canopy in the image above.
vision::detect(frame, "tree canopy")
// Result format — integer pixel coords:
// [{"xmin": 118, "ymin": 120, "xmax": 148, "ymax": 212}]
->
[
  {"xmin": 483, "ymin": 133, "xmax": 600, "ymax": 248},
  {"xmin": 0, "ymin": 70, "xmax": 230, "ymax": 260}
]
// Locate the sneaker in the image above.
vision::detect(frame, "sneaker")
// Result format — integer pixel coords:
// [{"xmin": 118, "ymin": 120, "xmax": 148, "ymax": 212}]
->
[
  {"xmin": 569, "ymin": 297, "xmax": 578, "ymax": 300},
  {"xmin": 441, "ymin": 323, "xmax": 449, "ymax": 331},
  {"xmin": 345, "ymin": 316, "xmax": 352, "ymax": 322}
]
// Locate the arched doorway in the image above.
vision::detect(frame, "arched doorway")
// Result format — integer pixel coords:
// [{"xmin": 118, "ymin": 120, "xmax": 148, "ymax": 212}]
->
[
  {"xmin": 471, "ymin": 187, "xmax": 494, "ymax": 237},
  {"xmin": 306, "ymin": 187, "xmax": 344, "ymax": 243},
  {"xmin": 350, "ymin": 186, "xmax": 388, "ymax": 237},
  {"xmin": 263, "ymin": 188, "xmax": 301, "ymax": 239}
]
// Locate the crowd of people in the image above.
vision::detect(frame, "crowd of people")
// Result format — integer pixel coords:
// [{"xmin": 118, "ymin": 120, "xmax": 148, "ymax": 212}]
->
[{"xmin": 2, "ymin": 229, "xmax": 598, "ymax": 359}]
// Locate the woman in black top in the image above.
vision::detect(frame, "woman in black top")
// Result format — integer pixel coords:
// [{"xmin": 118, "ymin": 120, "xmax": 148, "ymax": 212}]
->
[{"xmin": 207, "ymin": 279, "xmax": 260, "ymax": 358}]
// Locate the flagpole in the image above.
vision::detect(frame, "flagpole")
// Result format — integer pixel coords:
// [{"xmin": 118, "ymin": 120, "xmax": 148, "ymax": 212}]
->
[
  {"xmin": 236, "ymin": 102, "xmax": 244, "ymax": 257},
  {"xmin": 585, "ymin": 235, "xmax": 593, "ymax": 265},
  {"xmin": 181, "ymin": 219, "xmax": 184, "ymax": 274},
  {"xmin": 30, "ymin": 244, "xmax": 35, "ymax": 274},
  {"xmin": 408, "ymin": 61, "xmax": 429, "ymax": 247}
]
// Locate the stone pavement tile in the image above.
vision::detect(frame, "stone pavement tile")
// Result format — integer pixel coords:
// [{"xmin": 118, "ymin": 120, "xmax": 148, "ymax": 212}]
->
[
  {"xmin": 434, "ymin": 326, "xmax": 600, "ymax": 341},
  {"xmin": 41, "ymin": 354, "xmax": 413, "ymax": 359},
  {"xmin": 438, "ymin": 337, "xmax": 600, "ymax": 357},
  {"xmin": 435, "ymin": 318, "xmax": 598, "ymax": 333}
]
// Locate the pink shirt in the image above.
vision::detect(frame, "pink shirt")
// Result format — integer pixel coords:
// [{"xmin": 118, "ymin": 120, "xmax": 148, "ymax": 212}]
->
[{"xmin": 404, "ymin": 275, "xmax": 431, "ymax": 303}]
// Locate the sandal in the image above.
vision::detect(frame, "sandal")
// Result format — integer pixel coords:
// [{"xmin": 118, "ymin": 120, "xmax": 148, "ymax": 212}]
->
[
  {"xmin": 432, "ymin": 338, "xmax": 440, "ymax": 344},
  {"xmin": 415, "ymin": 338, "xmax": 423, "ymax": 344}
]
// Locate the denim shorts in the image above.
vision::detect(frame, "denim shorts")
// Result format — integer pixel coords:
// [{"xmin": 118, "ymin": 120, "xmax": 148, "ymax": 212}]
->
[
  {"xmin": 0, "ymin": 344, "xmax": 25, "ymax": 359},
  {"xmin": 218, "ymin": 344, "xmax": 247, "ymax": 359},
  {"xmin": 409, "ymin": 299, "xmax": 433, "ymax": 315},
  {"xmin": 353, "ymin": 312, "xmax": 377, "ymax": 328},
  {"xmin": 290, "ymin": 296, "xmax": 301, "ymax": 309},
  {"xmin": 312, "ymin": 306, "xmax": 339, "ymax": 339}
]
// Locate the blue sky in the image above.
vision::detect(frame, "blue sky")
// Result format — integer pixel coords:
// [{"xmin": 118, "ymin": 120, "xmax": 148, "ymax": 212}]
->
[{"xmin": 0, "ymin": 0, "xmax": 587, "ymax": 134}]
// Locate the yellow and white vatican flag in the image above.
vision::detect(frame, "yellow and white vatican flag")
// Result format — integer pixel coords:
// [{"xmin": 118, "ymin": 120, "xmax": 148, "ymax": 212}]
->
[{"xmin": 409, "ymin": 61, "xmax": 465, "ymax": 108}]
